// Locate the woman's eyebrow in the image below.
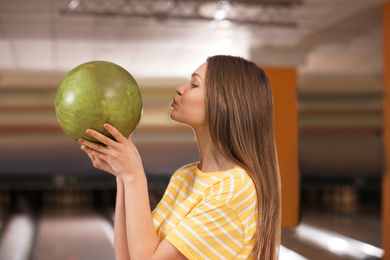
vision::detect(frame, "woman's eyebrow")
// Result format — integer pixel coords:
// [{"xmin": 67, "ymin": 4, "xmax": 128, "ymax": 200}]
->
[{"xmin": 191, "ymin": 73, "xmax": 202, "ymax": 80}]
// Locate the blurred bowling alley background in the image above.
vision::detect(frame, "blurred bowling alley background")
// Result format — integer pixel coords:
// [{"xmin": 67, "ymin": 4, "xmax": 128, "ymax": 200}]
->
[{"xmin": 0, "ymin": 0, "xmax": 389, "ymax": 259}]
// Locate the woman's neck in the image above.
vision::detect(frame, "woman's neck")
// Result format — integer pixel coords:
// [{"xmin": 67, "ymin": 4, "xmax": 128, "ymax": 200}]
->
[{"xmin": 193, "ymin": 126, "xmax": 236, "ymax": 173}]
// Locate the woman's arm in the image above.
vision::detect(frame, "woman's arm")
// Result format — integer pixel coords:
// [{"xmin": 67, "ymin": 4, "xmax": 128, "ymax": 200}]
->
[
  {"xmin": 81, "ymin": 146, "xmax": 131, "ymax": 259},
  {"xmin": 122, "ymin": 173, "xmax": 187, "ymax": 260},
  {"xmin": 80, "ymin": 124, "xmax": 187, "ymax": 260},
  {"xmin": 114, "ymin": 177, "xmax": 131, "ymax": 260},
  {"xmin": 122, "ymin": 173, "xmax": 159, "ymax": 259}
]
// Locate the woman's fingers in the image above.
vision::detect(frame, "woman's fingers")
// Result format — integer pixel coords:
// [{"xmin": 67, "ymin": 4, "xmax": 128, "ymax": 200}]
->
[
  {"xmin": 83, "ymin": 124, "xmax": 128, "ymax": 147},
  {"xmin": 80, "ymin": 124, "xmax": 140, "ymax": 177},
  {"xmin": 81, "ymin": 146, "xmax": 117, "ymax": 175},
  {"xmin": 80, "ymin": 141, "xmax": 109, "ymax": 162},
  {"xmin": 85, "ymin": 151, "xmax": 95, "ymax": 161},
  {"xmin": 85, "ymin": 128, "xmax": 118, "ymax": 148},
  {"xmin": 82, "ymin": 147, "xmax": 100, "ymax": 165},
  {"xmin": 79, "ymin": 137, "xmax": 107, "ymax": 152},
  {"xmin": 104, "ymin": 124, "xmax": 128, "ymax": 143}
]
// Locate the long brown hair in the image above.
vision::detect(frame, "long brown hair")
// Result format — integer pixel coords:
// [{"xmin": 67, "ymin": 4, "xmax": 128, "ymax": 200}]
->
[{"xmin": 205, "ymin": 55, "xmax": 281, "ymax": 260}]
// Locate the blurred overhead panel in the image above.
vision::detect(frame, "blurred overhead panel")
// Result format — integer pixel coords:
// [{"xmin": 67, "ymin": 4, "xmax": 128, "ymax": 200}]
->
[{"xmin": 60, "ymin": 0, "xmax": 302, "ymax": 27}]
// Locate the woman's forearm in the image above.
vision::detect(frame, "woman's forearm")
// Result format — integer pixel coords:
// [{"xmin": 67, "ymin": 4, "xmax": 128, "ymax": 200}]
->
[
  {"xmin": 114, "ymin": 177, "xmax": 131, "ymax": 260},
  {"xmin": 122, "ymin": 174, "xmax": 159, "ymax": 260},
  {"xmin": 79, "ymin": 125, "xmax": 164, "ymax": 258}
]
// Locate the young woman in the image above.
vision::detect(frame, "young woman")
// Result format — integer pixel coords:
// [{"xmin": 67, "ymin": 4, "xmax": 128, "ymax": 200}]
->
[{"xmin": 79, "ymin": 55, "xmax": 281, "ymax": 260}]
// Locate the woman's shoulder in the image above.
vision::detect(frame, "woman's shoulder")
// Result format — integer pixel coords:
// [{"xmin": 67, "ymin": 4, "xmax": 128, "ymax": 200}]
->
[
  {"xmin": 203, "ymin": 166, "xmax": 258, "ymax": 226},
  {"xmin": 206, "ymin": 166, "xmax": 256, "ymax": 201},
  {"xmin": 228, "ymin": 166, "xmax": 253, "ymax": 184},
  {"xmin": 169, "ymin": 162, "xmax": 198, "ymax": 179},
  {"xmin": 174, "ymin": 162, "xmax": 198, "ymax": 173},
  {"xmin": 217, "ymin": 166, "xmax": 255, "ymax": 190}
]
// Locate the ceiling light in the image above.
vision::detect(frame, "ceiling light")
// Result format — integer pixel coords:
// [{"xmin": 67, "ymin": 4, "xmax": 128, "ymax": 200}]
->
[
  {"xmin": 67, "ymin": 0, "xmax": 80, "ymax": 10},
  {"xmin": 213, "ymin": 1, "xmax": 230, "ymax": 21},
  {"xmin": 61, "ymin": 0, "xmax": 301, "ymax": 27}
]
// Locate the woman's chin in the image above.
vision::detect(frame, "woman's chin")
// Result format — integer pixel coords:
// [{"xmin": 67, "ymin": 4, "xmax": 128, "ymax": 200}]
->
[
  {"xmin": 169, "ymin": 113, "xmax": 188, "ymax": 127},
  {"xmin": 169, "ymin": 112, "xmax": 180, "ymax": 123},
  {"xmin": 169, "ymin": 111, "xmax": 175, "ymax": 121}
]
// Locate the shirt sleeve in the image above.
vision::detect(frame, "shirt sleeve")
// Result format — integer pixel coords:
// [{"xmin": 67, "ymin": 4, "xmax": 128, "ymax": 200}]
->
[{"xmin": 165, "ymin": 199, "xmax": 245, "ymax": 260}]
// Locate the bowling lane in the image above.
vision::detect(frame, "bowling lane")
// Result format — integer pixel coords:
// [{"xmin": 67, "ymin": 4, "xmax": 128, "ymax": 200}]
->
[
  {"xmin": 0, "ymin": 182, "xmax": 382, "ymax": 260},
  {"xmin": 32, "ymin": 213, "xmax": 115, "ymax": 260},
  {"xmin": 31, "ymin": 189, "xmax": 115, "ymax": 260},
  {"xmin": 0, "ymin": 213, "xmax": 35, "ymax": 260},
  {"xmin": 281, "ymin": 208, "xmax": 383, "ymax": 260},
  {"xmin": 0, "ymin": 188, "xmax": 116, "ymax": 260}
]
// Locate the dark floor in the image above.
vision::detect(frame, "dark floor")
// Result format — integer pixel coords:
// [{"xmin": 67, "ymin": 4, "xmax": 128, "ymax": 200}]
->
[
  {"xmin": 0, "ymin": 181, "xmax": 384, "ymax": 260},
  {"xmin": 281, "ymin": 180, "xmax": 383, "ymax": 260},
  {"xmin": 281, "ymin": 208, "xmax": 382, "ymax": 260}
]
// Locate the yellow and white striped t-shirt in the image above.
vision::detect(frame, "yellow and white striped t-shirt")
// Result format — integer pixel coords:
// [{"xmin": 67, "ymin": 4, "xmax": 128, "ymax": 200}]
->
[{"xmin": 152, "ymin": 162, "xmax": 258, "ymax": 260}]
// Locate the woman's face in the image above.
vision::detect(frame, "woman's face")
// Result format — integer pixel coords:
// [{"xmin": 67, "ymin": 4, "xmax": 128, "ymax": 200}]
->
[{"xmin": 170, "ymin": 62, "xmax": 208, "ymax": 129}]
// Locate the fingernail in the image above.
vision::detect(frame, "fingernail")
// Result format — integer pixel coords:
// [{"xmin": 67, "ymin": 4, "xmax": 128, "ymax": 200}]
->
[
  {"xmin": 79, "ymin": 139, "xmax": 84, "ymax": 143},
  {"xmin": 81, "ymin": 145, "xmax": 85, "ymax": 149}
]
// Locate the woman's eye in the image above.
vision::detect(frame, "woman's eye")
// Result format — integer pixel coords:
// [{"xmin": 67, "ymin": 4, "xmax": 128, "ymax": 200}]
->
[{"xmin": 191, "ymin": 83, "xmax": 198, "ymax": 88}]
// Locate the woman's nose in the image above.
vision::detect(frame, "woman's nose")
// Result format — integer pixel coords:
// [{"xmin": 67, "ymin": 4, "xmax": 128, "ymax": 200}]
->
[{"xmin": 176, "ymin": 84, "xmax": 185, "ymax": 95}]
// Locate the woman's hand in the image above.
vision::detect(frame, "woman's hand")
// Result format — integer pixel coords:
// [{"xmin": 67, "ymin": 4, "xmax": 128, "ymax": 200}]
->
[
  {"xmin": 79, "ymin": 124, "xmax": 144, "ymax": 181},
  {"xmin": 84, "ymin": 150, "xmax": 116, "ymax": 176}
]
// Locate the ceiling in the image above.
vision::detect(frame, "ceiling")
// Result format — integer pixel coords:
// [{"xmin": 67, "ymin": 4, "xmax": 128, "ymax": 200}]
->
[{"xmin": 0, "ymin": 0, "xmax": 384, "ymax": 80}]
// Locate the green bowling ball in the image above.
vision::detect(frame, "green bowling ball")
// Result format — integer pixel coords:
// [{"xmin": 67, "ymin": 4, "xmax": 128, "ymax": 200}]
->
[{"xmin": 55, "ymin": 61, "xmax": 143, "ymax": 144}]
